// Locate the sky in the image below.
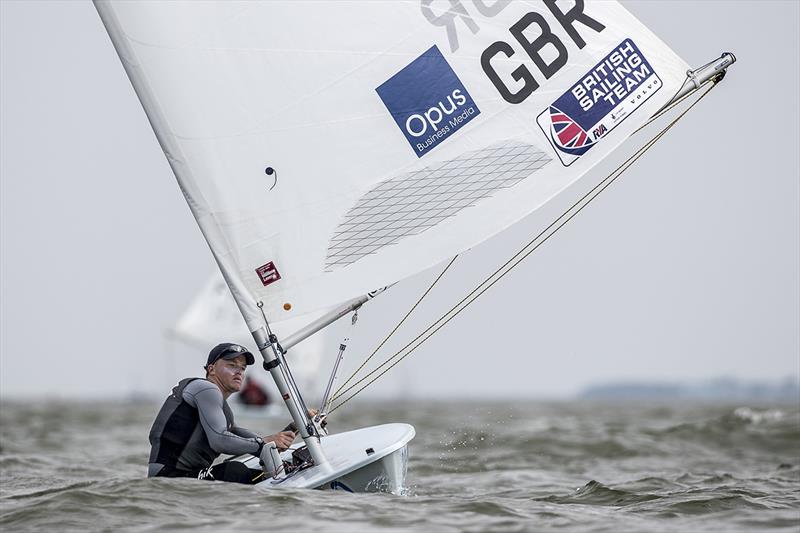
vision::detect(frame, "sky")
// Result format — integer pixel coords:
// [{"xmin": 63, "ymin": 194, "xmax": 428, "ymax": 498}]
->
[{"xmin": 1, "ymin": 0, "xmax": 798, "ymax": 401}]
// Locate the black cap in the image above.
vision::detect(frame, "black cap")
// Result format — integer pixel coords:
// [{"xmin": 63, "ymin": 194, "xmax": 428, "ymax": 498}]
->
[{"xmin": 205, "ymin": 343, "xmax": 255, "ymax": 369}]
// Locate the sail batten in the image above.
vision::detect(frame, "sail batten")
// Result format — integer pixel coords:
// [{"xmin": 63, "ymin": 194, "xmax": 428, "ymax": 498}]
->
[{"xmin": 94, "ymin": 0, "xmax": 690, "ymax": 328}]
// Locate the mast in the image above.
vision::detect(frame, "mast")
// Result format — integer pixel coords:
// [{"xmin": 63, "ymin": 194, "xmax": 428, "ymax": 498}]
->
[
  {"xmin": 251, "ymin": 324, "xmax": 330, "ymax": 468},
  {"xmin": 251, "ymin": 288, "xmax": 389, "ymax": 467}
]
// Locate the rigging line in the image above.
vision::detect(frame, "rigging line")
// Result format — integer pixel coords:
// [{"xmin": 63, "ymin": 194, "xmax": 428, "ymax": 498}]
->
[
  {"xmin": 331, "ymin": 77, "xmax": 720, "ymax": 403},
  {"xmin": 329, "ymin": 80, "xmax": 719, "ymax": 412},
  {"xmin": 330, "ymin": 111, "xmax": 671, "ymax": 404},
  {"xmin": 333, "ymin": 254, "xmax": 459, "ymax": 398},
  {"xmin": 636, "ymin": 77, "xmax": 709, "ymax": 134}
]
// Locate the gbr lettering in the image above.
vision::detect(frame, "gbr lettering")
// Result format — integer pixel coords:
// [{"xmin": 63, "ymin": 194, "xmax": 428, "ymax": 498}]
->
[{"xmin": 479, "ymin": 0, "xmax": 606, "ymax": 104}]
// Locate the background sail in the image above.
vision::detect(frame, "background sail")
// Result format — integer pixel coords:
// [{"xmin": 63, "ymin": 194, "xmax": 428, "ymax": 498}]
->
[
  {"xmin": 171, "ymin": 274, "xmax": 254, "ymax": 350},
  {"xmin": 169, "ymin": 272, "xmax": 325, "ymax": 391},
  {"xmin": 95, "ymin": 0, "xmax": 689, "ymax": 331}
]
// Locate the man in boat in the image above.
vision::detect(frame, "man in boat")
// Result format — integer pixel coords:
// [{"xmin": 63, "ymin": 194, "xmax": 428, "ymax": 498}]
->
[{"xmin": 147, "ymin": 342, "xmax": 295, "ymax": 484}]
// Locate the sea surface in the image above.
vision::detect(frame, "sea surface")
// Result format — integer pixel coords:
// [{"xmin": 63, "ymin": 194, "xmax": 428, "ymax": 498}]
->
[{"xmin": 1, "ymin": 399, "xmax": 798, "ymax": 532}]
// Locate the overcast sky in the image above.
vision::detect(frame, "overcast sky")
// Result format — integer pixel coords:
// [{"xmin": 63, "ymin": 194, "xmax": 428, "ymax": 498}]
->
[{"xmin": 1, "ymin": 1, "xmax": 798, "ymax": 401}]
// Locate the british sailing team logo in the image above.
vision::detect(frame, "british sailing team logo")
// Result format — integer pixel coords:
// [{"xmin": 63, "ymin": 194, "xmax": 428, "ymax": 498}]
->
[
  {"xmin": 547, "ymin": 107, "xmax": 597, "ymax": 157},
  {"xmin": 376, "ymin": 45, "xmax": 480, "ymax": 158},
  {"xmin": 537, "ymin": 39, "xmax": 662, "ymax": 166}
]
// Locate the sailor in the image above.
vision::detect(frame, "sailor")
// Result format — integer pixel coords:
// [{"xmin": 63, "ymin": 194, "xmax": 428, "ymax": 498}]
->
[{"xmin": 147, "ymin": 343, "xmax": 295, "ymax": 484}]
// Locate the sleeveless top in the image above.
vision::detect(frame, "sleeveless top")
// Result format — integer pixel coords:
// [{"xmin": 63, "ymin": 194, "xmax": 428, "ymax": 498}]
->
[{"xmin": 148, "ymin": 378, "xmax": 234, "ymax": 474}]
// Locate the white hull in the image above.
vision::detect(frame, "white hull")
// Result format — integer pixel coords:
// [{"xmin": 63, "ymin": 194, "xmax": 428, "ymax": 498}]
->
[
  {"xmin": 238, "ymin": 423, "xmax": 415, "ymax": 494},
  {"xmin": 322, "ymin": 443, "xmax": 409, "ymax": 493}
]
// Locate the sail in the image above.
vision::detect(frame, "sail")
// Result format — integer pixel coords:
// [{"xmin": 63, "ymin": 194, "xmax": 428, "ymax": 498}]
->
[
  {"xmin": 94, "ymin": 0, "xmax": 690, "ymax": 331},
  {"xmin": 171, "ymin": 274, "xmax": 254, "ymax": 350}
]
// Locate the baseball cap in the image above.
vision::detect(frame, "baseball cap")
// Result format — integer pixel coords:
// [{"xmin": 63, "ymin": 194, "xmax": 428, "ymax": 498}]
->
[{"xmin": 205, "ymin": 343, "xmax": 255, "ymax": 369}]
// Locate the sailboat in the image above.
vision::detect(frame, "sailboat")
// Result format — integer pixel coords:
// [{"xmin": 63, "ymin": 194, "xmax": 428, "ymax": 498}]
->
[
  {"xmin": 167, "ymin": 272, "xmax": 326, "ymax": 418},
  {"xmin": 93, "ymin": 0, "xmax": 734, "ymax": 492}
]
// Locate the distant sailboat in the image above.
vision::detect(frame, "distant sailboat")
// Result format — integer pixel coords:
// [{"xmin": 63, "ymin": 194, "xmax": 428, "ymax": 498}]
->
[
  {"xmin": 94, "ymin": 0, "xmax": 734, "ymax": 492},
  {"xmin": 168, "ymin": 272, "xmax": 325, "ymax": 418}
]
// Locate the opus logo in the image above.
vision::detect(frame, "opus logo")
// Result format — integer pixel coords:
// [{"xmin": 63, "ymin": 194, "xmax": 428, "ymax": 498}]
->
[{"xmin": 377, "ymin": 45, "xmax": 480, "ymax": 157}]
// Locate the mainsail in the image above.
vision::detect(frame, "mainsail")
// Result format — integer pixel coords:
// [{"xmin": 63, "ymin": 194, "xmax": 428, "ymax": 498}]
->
[{"xmin": 94, "ymin": 0, "xmax": 691, "ymax": 334}]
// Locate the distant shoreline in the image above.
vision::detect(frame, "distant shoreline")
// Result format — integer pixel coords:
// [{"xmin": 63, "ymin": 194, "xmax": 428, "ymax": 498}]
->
[{"xmin": 579, "ymin": 377, "xmax": 799, "ymax": 402}]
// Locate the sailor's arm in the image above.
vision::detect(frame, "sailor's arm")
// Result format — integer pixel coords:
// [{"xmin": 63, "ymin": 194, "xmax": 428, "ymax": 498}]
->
[
  {"xmin": 230, "ymin": 425, "xmax": 259, "ymax": 439},
  {"xmin": 184, "ymin": 381, "xmax": 261, "ymax": 455},
  {"xmin": 229, "ymin": 425, "xmax": 294, "ymax": 450}
]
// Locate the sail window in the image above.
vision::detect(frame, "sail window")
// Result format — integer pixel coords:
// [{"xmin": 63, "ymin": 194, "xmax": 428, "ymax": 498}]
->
[{"xmin": 325, "ymin": 140, "xmax": 551, "ymax": 270}]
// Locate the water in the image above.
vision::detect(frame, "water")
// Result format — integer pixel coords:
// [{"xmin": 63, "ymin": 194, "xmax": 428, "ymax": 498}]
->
[{"xmin": 1, "ymin": 399, "xmax": 798, "ymax": 532}]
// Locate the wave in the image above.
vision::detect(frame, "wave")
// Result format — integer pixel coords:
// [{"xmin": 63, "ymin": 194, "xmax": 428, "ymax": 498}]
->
[{"xmin": 538, "ymin": 479, "xmax": 777, "ymax": 514}]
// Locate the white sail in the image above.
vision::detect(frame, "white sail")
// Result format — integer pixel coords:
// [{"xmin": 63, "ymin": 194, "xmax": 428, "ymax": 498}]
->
[
  {"xmin": 171, "ymin": 274, "xmax": 253, "ymax": 350},
  {"xmin": 94, "ymin": 0, "xmax": 690, "ymax": 332}
]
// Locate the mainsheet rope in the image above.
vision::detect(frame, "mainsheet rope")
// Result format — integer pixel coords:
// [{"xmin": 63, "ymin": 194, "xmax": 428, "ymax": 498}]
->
[
  {"xmin": 328, "ymin": 77, "xmax": 721, "ymax": 413},
  {"xmin": 333, "ymin": 255, "xmax": 459, "ymax": 398}
]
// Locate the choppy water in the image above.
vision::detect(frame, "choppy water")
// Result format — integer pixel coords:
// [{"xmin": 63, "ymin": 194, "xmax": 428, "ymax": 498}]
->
[{"xmin": 1, "ymin": 399, "xmax": 798, "ymax": 532}]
